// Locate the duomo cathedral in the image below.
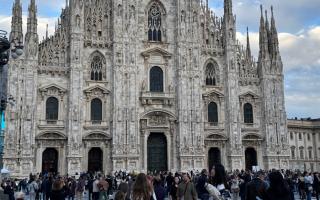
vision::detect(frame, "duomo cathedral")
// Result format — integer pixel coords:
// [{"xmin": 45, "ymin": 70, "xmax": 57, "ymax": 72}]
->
[{"xmin": 3, "ymin": 0, "xmax": 299, "ymax": 177}]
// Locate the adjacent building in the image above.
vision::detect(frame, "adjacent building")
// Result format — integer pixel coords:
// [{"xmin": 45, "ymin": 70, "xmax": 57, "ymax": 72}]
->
[
  {"xmin": 288, "ymin": 118, "xmax": 320, "ymax": 172},
  {"xmin": 3, "ymin": 0, "xmax": 292, "ymax": 177}
]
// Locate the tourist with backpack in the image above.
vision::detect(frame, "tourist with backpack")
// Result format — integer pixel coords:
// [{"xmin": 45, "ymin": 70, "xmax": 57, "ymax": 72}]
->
[{"xmin": 27, "ymin": 176, "xmax": 39, "ymax": 200}]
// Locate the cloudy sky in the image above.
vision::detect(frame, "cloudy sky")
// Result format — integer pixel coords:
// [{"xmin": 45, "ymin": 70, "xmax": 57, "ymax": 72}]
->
[{"xmin": 0, "ymin": 0, "xmax": 319, "ymax": 119}]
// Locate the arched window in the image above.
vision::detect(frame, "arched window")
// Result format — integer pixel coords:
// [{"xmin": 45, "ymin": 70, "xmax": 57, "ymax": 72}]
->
[
  {"xmin": 205, "ymin": 63, "xmax": 218, "ymax": 86},
  {"xmin": 91, "ymin": 56, "xmax": 103, "ymax": 81},
  {"xmin": 150, "ymin": 66, "xmax": 163, "ymax": 92},
  {"xmin": 148, "ymin": 3, "xmax": 162, "ymax": 42},
  {"xmin": 91, "ymin": 98, "xmax": 102, "ymax": 122},
  {"xmin": 46, "ymin": 97, "xmax": 59, "ymax": 121},
  {"xmin": 244, "ymin": 103, "xmax": 253, "ymax": 124},
  {"xmin": 208, "ymin": 102, "xmax": 218, "ymax": 124}
]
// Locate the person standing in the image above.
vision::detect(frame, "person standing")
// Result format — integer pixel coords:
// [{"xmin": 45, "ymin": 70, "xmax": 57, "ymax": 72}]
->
[
  {"xmin": 132, "ymin": 173, "xmax": 154, "ymax": 200},
  {"xmin": 50, "ymin": 179, "xmax": 65, "ymax": 200},
  {"xmin": 93, "ymin": 176, "xmax": 100, "ymax": 200},
  {"xmin": 1, "ymin": 179, "xmax": 15, "ymax": 200},
  {"xmin": 76, "ymin": 176, "xmax": 86, "ymax": 200},
  {"xmin": 154, "ymin": 174, "xmax": 166, "ymax": 200},
  {"xmin": 68, "ymin": 177, "xmax": 77, "ymax": 200},
  {"xmin": 261, "ymin": 171, "xmax": 290, "ymax": 200},
  {"xmin": 169, "ymin": 176, "xmax": 180, "ymax": 200},
  {"xmin": 177, "ymin": 173, "xmax": 197, "ymax": 200},
  {"xmin": 196, "ymin": 169, "xmax": 210, "ymax": 200},
  {"xmin": 245, "ymin": 171, "xmax": 268, "ymax": 200},
  {"xmin": 98, "ymin": 177, "xmax": 109, "ymax": 200},
  {"xmin": 313, "ymin": 172, "xmax": 320, "ymax": 200},
  {"xmin": 304, "ymin": 172, "xmax": 313, "ymax": 200},
  {"xmin": 230, "ymin": 175, "xmax": 240, "ymax": 200},
  {"xmin": 28, "ymin": 176, "xmax": 39, "ymax": 200}
]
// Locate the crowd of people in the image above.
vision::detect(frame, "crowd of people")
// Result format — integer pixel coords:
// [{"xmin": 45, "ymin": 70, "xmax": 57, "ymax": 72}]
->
[{"xmin": 1, "ymin": 165, "xmax": 320, "ymax": 200}]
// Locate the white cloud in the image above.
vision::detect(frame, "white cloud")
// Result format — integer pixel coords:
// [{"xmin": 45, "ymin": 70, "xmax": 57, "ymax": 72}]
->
[
  {"xmin": 237, "ymin": 26, "xmax": 320, "ymax": 72},
  {"xmin": 0, "ymin": 14, "xmax": 57, "ymax": 42}
]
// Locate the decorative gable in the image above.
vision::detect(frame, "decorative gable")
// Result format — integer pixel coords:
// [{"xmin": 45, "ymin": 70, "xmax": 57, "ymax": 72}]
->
[
  {"xmin": 39, "ymin": 84, "xmax": 67, "ymax": 99},
  {"xmin": 239, "ymin": 91, "xmax": 260, "ymax": 103},
  {"xmin": 205, "ymin": 134, "xmax": 228, "ymax": 141},
  {"xmin": 84, "ymin": 85, "xmax": 110, "ymax": 100},
  {"xmin": 36, "ymin": 132, "xmax": 67, "ymax": 140}
]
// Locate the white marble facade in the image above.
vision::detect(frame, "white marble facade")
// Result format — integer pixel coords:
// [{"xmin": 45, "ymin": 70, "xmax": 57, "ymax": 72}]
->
[{"xmin": 3, "ymin": 0, "xmax": 291, "ymax": 177}]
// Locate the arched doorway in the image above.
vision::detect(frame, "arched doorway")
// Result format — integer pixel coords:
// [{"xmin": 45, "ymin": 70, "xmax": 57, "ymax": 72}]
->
[
  {"xmin": 208, "ymin": 147, "xmax": 221, "ymax": 171},
  {"xmin": 42, "ymin": 148, "xmax": 58, "ymax": 173},
  {"xmin": 88, "ymin": 148, "xmax": 103, "ymax": 173},
  {"xmin": 147, "ymin": 133, "xmax": 167, "ymax": 172},
  {"xmin": 245, "ymin": 147, "xmax": 257, "ymax": 170}
]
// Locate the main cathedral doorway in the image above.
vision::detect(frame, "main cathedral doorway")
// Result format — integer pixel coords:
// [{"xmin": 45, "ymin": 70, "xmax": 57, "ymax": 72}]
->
[
  {"xmin": 42, "ymin": 148, "xmax": 58, "ymax": 173},
  {"xmin": 88, "ymin": 147, "xmax": 103, "ymax": 173},
  {"xmin": 245, "ymin": 147, "xmax": 257, "ymax": 170},
  {"xmin": 147, "ymin": 133, "xmax": 168, "ymax": 172},
  {"xmin": 208, "ymin": 147, "xmax": 221, "ymax": 170}
]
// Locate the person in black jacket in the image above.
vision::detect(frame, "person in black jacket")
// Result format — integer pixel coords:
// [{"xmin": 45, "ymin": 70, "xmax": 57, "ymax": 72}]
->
[
  {"xmin": 50, "ymin": 179, "xmax": 65, "ymax": 200},
  {"xmin": 196, "ymin": 169, "xmax": 210, "ymax": 200},
  {"xmin": 314, "ymin": 172, "xmax": 320, "ymax": 200},
  {"xmin": 1, "ymin": 180, "xmax": 15, "ymax": 200},
  {"xmin": 245, "ymin": 171, "xmax": 268, "ymax": 200},
  {"xmin": 263, "ymin": 171, "xmax": 291, "ymax": 200}
]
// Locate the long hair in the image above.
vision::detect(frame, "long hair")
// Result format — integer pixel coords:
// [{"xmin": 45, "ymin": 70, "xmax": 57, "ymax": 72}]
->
[
  {"xmin": 268, "ymin": 171, "xmax": 290, "ymax": 197},
  {"xmin": 132, "ymin": 173, "xmax": 152, "ymax": 200},
  {"xmin": 212, "ymin": 164, "xmax": 227, "ymax": 186}
]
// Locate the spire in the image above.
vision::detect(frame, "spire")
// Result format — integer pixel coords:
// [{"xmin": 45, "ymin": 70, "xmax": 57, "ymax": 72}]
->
[
  {"xmin": 26, "ymin": 0, "xmax": 38, "ymax": 40},
  {"xmin": 25, "ymin": 0, "xmax": 39, "ymax": 58},
  {"xmin": 46, "ymin": 24, "xmax": 48, "ymax": 39},
  {"xmin": 258, "ymin": 5, "xmax": 270, "ymax": 64},
  {"xmin": 258, "ymin": 5, "xmax": 264, "ymax": 48},
  {"xmin": 9, "ymin": 0, "xmax": 23, "ymax": 45},
  {"xmin": 246, "ymin": 27, "xmax": 251, "ymax": 60},
  {"xmin": 270, "ymin": 6, "xmax": 280, "ymax": 57},
  {"xmin": 224, "ymin": 0, "xmax": 233, "ymax": 18}
]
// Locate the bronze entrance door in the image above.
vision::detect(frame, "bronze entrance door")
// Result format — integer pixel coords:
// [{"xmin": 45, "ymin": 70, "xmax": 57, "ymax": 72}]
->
[
  {"xmin": 245, "ymin": 147, "xmax": 257, "ymax": 170},
  {"xmin": 42, "ymin": 148, "xmax": 58, "ymax": 173},
  {"xmin": 208, "ymin": 147, "xmax": 221, "ymax": 171},
  {"xmin": 147, "ymin": 133, "xmax": 167, "ymax": 172},
  {"xmin": 88, "ymin": 147, "xmax": 103, "ymax": 173}
]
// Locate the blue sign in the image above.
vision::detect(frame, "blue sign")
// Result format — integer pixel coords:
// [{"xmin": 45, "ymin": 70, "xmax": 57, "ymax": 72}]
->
[{"xmin": 0, "ymin": 111, "xmax": 5, "ymax": 130}]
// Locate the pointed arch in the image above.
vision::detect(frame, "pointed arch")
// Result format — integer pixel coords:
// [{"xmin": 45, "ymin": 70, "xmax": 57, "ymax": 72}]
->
[
  {"xmin": 205, "ymin": 60, "xmax": 220, "ymax": 86},
  {"xmin": 89, "ymin": 51, "xmax": 106, "ymax": 81},
  {"xmin": 147, "ymin": 1, "xmax": 166, "ymax": 42}
]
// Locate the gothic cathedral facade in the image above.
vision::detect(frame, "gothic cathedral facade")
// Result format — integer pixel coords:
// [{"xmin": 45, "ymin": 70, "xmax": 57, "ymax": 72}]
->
[{"xmin": 4, "ymin": 0, "xmax": 290, "ymax": 177}]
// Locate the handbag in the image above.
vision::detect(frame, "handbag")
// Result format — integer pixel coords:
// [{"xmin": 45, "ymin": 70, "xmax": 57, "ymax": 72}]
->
[{"xmin": 205, "ymin": 183, "xmax": 223, "ymax": 200}]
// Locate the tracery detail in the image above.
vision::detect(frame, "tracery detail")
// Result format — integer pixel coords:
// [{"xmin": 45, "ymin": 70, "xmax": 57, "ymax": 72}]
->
[{"xmin": 148, "ymin": 3, "xmax": 162, "ymax": 42}]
